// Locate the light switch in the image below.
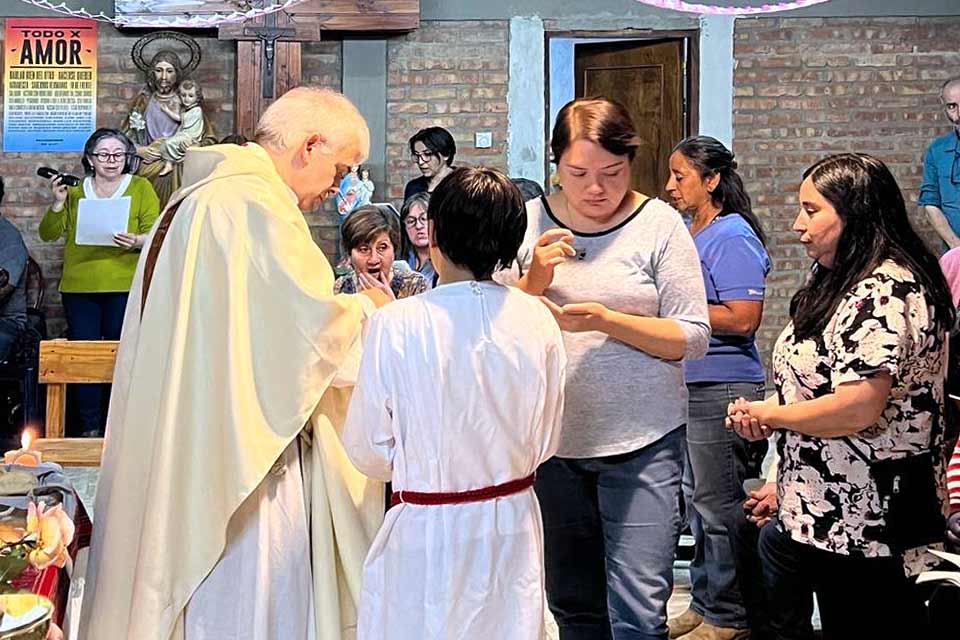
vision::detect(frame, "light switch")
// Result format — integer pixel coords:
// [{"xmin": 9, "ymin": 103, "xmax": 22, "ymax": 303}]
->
[{"xmin": 474, "ymin": 131, "xmax": 492, "ymax": 149}]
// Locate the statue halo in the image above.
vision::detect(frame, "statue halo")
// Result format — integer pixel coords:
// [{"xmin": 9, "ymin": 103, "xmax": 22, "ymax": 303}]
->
[{"xmin": 131, "ymin": 31, "xmax": 202, "ymax": 76}]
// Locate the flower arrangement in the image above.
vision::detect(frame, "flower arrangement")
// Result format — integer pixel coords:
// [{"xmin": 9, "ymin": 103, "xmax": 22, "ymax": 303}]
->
[
  {"xmin": 0, "ymin": 503, "xmax": 73, "ymax": 639},
  {"xmin": 0, "ymin": 502, "xmax": 74, "ymax": 588}
]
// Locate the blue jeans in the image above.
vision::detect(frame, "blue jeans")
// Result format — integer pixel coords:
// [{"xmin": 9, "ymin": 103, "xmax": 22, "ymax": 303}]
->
[
  {"xmin": 61, "ymin": 292, "xmax": 128, "ymax": 436},
  {"xmin": 536, "ymin": 427, "xmax": 685, "ymax": 640},
  {"xmin": 682, "ymin": 382, "xmax": 767, "ymax": 629}
]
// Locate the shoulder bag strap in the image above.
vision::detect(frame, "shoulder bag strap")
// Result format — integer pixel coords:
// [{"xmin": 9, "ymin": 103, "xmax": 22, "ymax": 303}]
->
[{"xmin": 140, "ymin": 201, "xmax": 182, "ymax": 320}]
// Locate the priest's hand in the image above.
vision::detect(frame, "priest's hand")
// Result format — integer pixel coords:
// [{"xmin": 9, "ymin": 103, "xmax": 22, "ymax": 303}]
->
[
  {"xmin": 45, "ymin": 623, "xmax": 64, "ymax": 640},
  {"xmin": 114, "ymin": 232, "xmax": 145, "ymax": 250},
  {"xmin": 358, "ymin": 288, "xmax": 391, "ymax": 309}
]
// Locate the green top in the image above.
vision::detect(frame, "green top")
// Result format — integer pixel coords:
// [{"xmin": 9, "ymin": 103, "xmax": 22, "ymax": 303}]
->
[{"xmin": 39, "ymin": 174, "xmax": 160, "ymax": 293}]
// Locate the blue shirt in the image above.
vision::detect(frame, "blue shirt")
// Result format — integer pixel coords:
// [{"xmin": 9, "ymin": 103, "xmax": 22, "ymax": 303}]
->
[
  {"xmin": 402, "ymin": 248, "xmax": 437, "ymax": 288},
  {"xmin": 919, "ymin": 130, "xmax": 960, "ymax": 237},
  {"xmin": 684, "ymin": 214, "xmax": 770, "ymax": 384}
]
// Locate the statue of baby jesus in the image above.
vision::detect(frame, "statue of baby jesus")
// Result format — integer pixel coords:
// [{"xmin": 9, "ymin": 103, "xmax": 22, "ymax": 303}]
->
[{"xmin": 157, "ymin": 79, "xmax": 205, "ymax": 177}]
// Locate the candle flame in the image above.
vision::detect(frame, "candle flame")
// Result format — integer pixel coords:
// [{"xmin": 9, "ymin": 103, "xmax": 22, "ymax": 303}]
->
[{"xmin": 21, "ymin": 428, "xmax": 36, "ymax": 450}]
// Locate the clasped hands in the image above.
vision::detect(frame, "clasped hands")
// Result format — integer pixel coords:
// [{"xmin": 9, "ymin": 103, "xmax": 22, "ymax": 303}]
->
[{"xmin": 725, "ymin": 397, "xmax": 775, "ymax": 441}]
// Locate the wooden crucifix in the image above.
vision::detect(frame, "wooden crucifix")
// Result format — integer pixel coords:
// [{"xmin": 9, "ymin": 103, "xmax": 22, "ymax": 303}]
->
[
  {"xmin": 220, "ymin": 0, "xmax": 420, "ymax": 139},
  {"xmin": 246, "ymin": 9, "xmax": 295, "ymax": 99}
]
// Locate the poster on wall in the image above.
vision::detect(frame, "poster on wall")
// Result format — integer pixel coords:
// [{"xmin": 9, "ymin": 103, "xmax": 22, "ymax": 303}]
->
[{"xmin": 2, "ymin": 18, "xmax": 97, "ymax": 152}]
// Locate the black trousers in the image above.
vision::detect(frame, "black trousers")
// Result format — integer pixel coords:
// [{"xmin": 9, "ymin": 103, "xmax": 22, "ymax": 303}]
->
[
  {"xmin": 757, "ymin": 521, "xmax": 926, "ymax": 640},
  {"xmin": 724, "ymin": 509, "xmax": 773, "ymax": 640}
]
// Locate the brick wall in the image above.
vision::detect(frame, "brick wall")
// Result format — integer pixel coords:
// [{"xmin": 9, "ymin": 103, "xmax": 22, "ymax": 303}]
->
[
  {"xmin": 0, "ymin": 22, "xmax": 235, "ymax": 336},
  {"xmin": 385, "ymin": 21, "xmax": 509, "ymax": 204},
  {"xmin": 301, "ymin": 40, "xmax": 344, "ymax": 259},
  {"xmin": 0, "ymin": 24, "xmax": 344, "ymax": 335},
  {"xmin": 733, "ymin": 16, "xmax": 960, "ymax": 375}
]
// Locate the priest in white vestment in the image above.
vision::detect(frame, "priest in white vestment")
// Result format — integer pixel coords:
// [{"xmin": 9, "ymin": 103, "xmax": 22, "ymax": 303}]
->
[
  {"xmin": 79, "ymin": 87, "xmax": 387, "ymax": 640},
  {"xmin": 343, "ymin": 167, "xmax": 567, "ymax": 640}
]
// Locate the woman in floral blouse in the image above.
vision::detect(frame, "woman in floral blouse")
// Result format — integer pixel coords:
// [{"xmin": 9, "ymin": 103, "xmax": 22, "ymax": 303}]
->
[{"xmin": 727, "ymin": 153, "xmax": 954, "ymax": 639}]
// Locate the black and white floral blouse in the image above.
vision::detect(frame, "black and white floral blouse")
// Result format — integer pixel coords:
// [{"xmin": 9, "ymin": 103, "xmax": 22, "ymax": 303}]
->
[{"xmin": 772, "ymin": 260, "xmax": 947, "ymax": 566}]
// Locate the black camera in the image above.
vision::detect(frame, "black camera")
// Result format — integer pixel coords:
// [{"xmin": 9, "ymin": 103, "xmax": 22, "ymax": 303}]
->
[{"xmin": 37, "ymin": 167, "xmax": 80, "ymax": 187}]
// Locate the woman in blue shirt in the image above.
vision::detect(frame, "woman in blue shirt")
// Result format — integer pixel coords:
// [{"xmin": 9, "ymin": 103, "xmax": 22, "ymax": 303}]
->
[{"xmin": 665, "ymin": 136, "xmax": 770, "ymax": 640}]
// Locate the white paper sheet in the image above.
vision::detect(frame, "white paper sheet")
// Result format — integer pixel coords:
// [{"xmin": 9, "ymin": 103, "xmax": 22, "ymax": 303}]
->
[{"xmin": 75, "ymin": 197, "xmax": 131, "ymax": 246}]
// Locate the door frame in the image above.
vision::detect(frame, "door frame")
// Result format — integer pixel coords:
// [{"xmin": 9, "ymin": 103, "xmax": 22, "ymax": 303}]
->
[{"xmin": 543, "ymin": 29, "xmax": 700, "ymax": 192}]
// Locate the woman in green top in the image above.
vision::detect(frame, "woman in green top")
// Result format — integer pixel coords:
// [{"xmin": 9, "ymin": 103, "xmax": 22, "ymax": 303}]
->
[{"xmin": 41, "ymin": 127, "xmax": 160, "ymax": 435}]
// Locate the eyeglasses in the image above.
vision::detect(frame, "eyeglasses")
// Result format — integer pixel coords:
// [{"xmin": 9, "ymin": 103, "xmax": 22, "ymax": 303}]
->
[
  {"xmin": 90, "ymin": 152, "xmax": 130, "ymax": 163},
  {"xmin": 411, "ymin": 150, "xmax": 437, "ymax": 163},
  {"xmin": 404, "ymin": 215, "xmax": 428, "ymax": 228}
]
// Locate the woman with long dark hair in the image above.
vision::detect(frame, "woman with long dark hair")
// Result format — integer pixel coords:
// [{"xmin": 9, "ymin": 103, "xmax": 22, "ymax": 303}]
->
[
  {"xmin": 665, "ymin": 136, "xmax": 769, "ymax": 640},
  {"xmin": 728, "ymin": 153, "xmax": 953, "ymax": 639}
]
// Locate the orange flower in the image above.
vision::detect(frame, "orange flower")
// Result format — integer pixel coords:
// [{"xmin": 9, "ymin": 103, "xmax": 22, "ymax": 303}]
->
[{"xmin": 25, "ymin": 503, "xmax": 75, "ymax": 570}]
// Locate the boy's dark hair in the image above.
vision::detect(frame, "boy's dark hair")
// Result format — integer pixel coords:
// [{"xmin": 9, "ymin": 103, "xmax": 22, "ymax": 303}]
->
[
  {"xmin": 428, "ymin": 167, "xmax": 526, "ymax": 280},
  {"xmin": 408, "ymin": 127, "xmax": 456, "ymax": 166}
]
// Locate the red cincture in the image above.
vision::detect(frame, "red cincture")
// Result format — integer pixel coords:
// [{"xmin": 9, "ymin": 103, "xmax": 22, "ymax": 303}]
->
[{"xmin": 390, "ymin": 474, "xmax": 535, "ymax": 508}]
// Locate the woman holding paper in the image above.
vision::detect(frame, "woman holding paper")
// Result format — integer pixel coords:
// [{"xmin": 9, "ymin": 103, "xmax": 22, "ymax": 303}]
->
[{"xmin": 40, "ymin": 127, "xmax": 160, "ymax": 436}]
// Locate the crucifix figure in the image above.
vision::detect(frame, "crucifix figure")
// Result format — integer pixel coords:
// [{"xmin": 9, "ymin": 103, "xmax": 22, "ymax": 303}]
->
[
  {"xmin": 220, "ymin": 0, "xmax": 421, "ymax": 138},
  {"xmin": 245, "ymin": 6, "xmax": 295, "ymax": 98}
]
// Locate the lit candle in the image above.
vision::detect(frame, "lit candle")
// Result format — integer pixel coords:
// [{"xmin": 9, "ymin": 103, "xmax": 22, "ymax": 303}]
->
[{"xmin": 3, "ymin": 428, "xmax": 42, "ymax": 466}]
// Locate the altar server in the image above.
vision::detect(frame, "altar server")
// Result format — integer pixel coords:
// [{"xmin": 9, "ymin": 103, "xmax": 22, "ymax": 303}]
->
[{"xmin": 344, "ymin": 166, "xmax": 566, "ymax": 640}]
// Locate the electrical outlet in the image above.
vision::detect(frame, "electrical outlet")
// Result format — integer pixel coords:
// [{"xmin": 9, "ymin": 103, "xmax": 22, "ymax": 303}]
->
[{"xmin": 474, "ymin": 131, "xmax": 492, "ymax": 149}]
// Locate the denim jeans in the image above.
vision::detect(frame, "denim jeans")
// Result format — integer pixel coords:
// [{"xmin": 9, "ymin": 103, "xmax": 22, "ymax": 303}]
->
[
  {"xmin": 682, "ymin": 381, "xmax": 767, "ymax": 629},
  {"xmin": 758, "ymin": 521, "xmax": 925, "ymax": 640},
  {"xmin": 536, "ymin": 427, "xmax": 685, "ymax": 640},
  {"xmin": 62, "ymin": 292, "xmax": 128, "ymax": 436}
]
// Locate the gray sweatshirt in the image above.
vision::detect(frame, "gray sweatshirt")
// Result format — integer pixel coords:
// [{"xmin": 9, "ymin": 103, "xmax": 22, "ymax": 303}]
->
[{"xmin": 498, "ymin": 196, "xmax": 710, "ymax": 458}]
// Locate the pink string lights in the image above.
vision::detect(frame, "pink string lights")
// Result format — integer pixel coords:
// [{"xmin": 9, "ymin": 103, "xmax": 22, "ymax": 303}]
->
[{"xmin": 633, "ymin": 0, "xmax": 831, "ymax": 14}]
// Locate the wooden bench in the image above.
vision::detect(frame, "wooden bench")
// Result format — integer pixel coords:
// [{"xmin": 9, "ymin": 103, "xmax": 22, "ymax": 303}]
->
[{"xmin": 33, "ymin": 340, "xmax": 117, "ymax": 466}]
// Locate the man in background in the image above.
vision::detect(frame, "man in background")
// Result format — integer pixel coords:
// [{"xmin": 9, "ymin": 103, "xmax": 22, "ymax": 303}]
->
[{"xmin": 920, "ymin": 77, "xmax": 960, "ymax": 252}]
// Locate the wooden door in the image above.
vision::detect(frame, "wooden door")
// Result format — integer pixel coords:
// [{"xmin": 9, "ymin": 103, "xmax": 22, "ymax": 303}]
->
[{"xmin": 574, "ymin": 39, "xmax": 686, "ymax": 198}]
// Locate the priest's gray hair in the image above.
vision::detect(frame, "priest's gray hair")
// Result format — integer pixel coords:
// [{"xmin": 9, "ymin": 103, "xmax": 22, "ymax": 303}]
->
[{"xmin": 254, "ymin": 86, "xmax": 370, "ymax": 159}]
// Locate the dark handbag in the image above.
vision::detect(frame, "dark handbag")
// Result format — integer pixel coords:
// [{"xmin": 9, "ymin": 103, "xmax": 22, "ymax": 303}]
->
[{"xmin": 843, "ymin": 438, "xmax": 945, "ymax": 552}]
